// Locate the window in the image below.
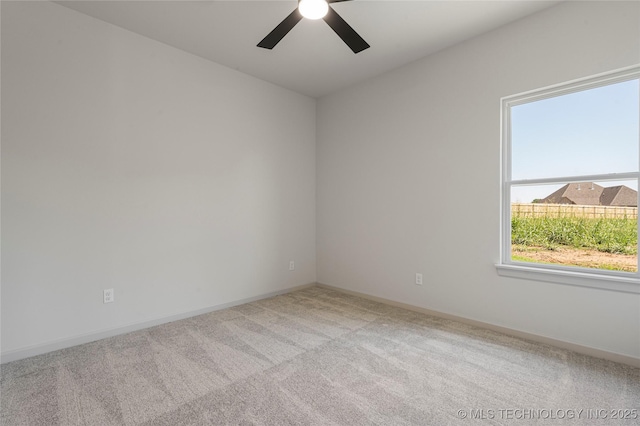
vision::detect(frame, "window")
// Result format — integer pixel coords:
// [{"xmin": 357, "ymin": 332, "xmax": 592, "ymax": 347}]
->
[{"xmin": 498, "ymin": 66, "xmax": 640, "ymax": 293}]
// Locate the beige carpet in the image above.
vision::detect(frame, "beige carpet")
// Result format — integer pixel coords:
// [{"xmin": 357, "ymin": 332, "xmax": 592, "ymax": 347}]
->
[{"xmin": 1, "ymin": 286, "xmax": 638, "ymax": 425}]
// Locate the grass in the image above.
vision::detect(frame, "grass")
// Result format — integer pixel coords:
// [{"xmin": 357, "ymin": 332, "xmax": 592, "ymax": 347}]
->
[{"xmin": 511, "ymin": 216, "xmax": 637, "ymax": 255}]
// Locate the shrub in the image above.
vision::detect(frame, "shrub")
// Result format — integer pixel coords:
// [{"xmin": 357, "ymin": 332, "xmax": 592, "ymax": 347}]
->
[{"xmin": 511, "ymin": 216, "xmax": 637, "ymax": 255}]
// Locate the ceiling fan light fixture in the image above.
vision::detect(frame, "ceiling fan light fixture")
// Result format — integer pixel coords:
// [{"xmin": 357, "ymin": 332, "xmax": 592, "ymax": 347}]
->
[
  {"xmin": 299, "ymin": 0, "xmax": 329, "ymax": 20},
  {"xmin": 257, "ymin": 0, "xmax": 369, "ymax": 53}
]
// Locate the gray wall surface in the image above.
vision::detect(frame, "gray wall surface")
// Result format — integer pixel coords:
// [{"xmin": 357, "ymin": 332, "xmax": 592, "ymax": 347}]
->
[
  {"xmin": 316, "ymin": 1, "xmax": 640, "ymax": 358},
  {"xmin": 2, "ymin": 1, "xmax": 317, "ymax": 356},
  {"xmin": 3, "ymin": 1, "xmax": 639, "ymax": 362}
]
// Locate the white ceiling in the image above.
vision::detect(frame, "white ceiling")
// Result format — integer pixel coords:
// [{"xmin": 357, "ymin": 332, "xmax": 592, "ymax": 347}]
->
[{"xmin": 56, "ymin": 0, "xmax": 562, "ymax": 98}]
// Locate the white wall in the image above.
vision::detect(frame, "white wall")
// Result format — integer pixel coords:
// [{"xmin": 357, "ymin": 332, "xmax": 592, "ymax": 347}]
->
[
  {"xmin": 3, "ymin": 0, "xmax": 639, "ymax": 363},
  {"xmin": 317, "ymin": 1, "xmax": 640, "ymax": 359},
  {"xmin": 1, "ymin": 1, "xmax": 316, "ymax": 357}
]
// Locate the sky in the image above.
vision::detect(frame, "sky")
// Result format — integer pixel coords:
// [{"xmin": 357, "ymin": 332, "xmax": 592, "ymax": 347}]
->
[{"xmin": 510, "ymin": 77, "xmax": 639, "ymax": 203}]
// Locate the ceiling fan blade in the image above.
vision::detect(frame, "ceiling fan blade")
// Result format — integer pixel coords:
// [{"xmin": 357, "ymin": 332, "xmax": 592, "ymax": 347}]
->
[
  {"xmin": 257, "ymin": 9, "xmax": 303, "ymax": 49},
  {"xmin": 323, "ymin": 7, "xmax": 369, "ymax": 53},
  {"xmin": 328, "ymin": 0, "xmax": 354, "ymax": 3}
]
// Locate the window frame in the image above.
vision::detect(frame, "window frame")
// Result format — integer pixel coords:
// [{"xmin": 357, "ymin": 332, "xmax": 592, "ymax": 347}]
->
[{"xmin": 497, "ymin": 66, "xmax": 640, "ymax": 294}]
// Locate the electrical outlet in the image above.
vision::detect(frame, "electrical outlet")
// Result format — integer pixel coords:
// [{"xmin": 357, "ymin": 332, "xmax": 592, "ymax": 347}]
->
[
  {"xmin": 103, "ymin": 288, "xmax": 114, "ymax": 304},
  {"xmin": 415, "ymin": 273, "xmax": 423, "ymax": 286},
  {"xmin": 289, "ymin": 261, "xmax": 295, "ymax": 271}
]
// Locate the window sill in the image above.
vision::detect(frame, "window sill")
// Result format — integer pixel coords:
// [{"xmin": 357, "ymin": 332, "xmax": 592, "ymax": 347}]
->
[{"xmin": 496, "ymin": 263, "xmax": 640, "ymax": 294}]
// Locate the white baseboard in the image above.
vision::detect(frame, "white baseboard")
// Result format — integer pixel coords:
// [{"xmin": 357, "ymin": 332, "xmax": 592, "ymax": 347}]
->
[
  {"xmin": 316, "ymin": 283, "xmax": 640, "ymax": 369},
  {"xmin": 5, "ymin": 282, "xmax": 637, "ymax": 369},
  {"xmin": 1, "ymin": 283, "xmax": 315, "ymax": 364}
]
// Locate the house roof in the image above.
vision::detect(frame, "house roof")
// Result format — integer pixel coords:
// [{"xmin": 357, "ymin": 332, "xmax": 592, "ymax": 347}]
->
[
  {"xmin": 600, "ymin": 185, "xmax": 638, "ymax": 207},
  {"xmin": 541, "ymin": 183, "xmax": 604, "ymax": 205},
  {"xmin": 540, "ymin": 183, "xmax": 637, "ymax": 207}
]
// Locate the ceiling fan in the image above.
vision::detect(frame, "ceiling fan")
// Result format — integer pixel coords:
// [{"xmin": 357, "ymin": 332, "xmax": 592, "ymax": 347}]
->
[{"xmin": 258, "ymin": 0, "xmax": 370, "ymax": 54}]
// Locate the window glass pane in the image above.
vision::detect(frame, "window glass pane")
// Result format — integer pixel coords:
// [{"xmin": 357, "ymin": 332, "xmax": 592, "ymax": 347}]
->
[
  {"xmin": 511, "ymin": 180, "xmax": 637, "ymax": 272},
  {"xmin": 511, "ymin": 79, "xmax": 639, "ymax": 180}
]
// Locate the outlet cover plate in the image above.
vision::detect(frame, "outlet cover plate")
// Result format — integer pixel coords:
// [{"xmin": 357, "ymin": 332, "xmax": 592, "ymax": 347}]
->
[{"xmin": 104, "ymin": 288, "xmax": 114, "ymax": 303}]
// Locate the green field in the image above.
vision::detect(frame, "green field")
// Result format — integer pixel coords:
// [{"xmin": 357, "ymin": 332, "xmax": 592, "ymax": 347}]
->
[{"xmin": 511, "ymin": 216, "xmax": 637, "ymax": 255}]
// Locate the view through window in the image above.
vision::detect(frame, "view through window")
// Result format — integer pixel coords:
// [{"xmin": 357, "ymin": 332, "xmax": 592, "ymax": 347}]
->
[{"xmin": 504, "ymin": 69, "xmax": 639, "ymax": 275}]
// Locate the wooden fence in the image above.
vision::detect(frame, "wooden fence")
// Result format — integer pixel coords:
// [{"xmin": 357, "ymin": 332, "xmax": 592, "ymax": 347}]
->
[{"xmin": 511, "ymin": 203, "xmax": 637, "ymax": 219}]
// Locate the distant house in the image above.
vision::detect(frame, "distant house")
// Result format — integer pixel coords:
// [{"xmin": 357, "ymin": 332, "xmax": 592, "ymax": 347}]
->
[{"xmin": 538, "ymin": 182, "xmax": 637, "ymax": 207}]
